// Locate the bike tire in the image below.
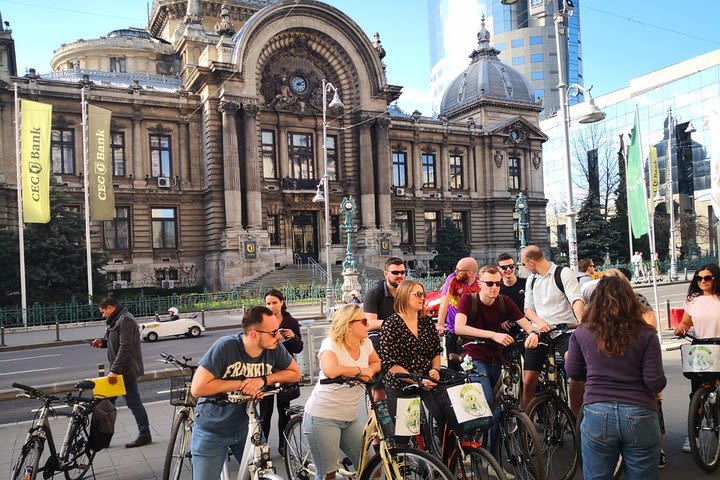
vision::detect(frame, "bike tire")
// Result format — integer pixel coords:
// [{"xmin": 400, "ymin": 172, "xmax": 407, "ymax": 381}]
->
[
  {"xmin": 688, "ymin": 386, "xmax": 720, "ymax": 472},
  {"xmin": 63, "ymin": 421, "xmax": 96, "ymax": 480},
  {"xmin": 283, "ymin": 414, "xmax": 314, "ymax": 480},
  {"xmin": 358, "ymin": 445, "xmax": 454, "ymax": 480},
  {"xmin": 11, "ymin": 437, "xmax": 44, "ymax": 480},
  {"xmin": 497, "ymin": 407, "xmax": 546, "ymax": 480},
  {"xmin": 448, "ymin": 443, "xmax": 508, "ymax": 480},
  {"xmin": 163, "ymin": 409, "xmax": 194, "ymax": 480},
  {"xmin": 527, "ymin": 394, "xmax": 579, "ymax": 480}
]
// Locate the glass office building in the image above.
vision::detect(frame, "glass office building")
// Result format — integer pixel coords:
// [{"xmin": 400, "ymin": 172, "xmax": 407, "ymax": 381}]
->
[
  {"xmin": 429, "ymin": 0, "xmax": 583, "ymax": 116},
  {"xmin": 540, "ymin": 50, "xmax": 720, "ymax": 255}
]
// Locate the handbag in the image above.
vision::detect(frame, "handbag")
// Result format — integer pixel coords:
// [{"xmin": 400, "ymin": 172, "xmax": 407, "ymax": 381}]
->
[{"xmin": 278, "ymin": 381, "xmax": 301, "ymax": 402}]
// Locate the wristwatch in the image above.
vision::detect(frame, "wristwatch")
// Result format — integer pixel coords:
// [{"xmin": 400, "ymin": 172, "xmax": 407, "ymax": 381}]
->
[{"xmin": 530, "ymin": 330, "xmax": 540, "ymax": 336}]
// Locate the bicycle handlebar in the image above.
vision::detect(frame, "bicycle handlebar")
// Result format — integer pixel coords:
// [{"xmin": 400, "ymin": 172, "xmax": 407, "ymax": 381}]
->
[
  {"xmin": 159, "ymin": 352, "xmax": 197, "ymax": 370},
  {"xmin": 675, "ymin": 333, "xmax": 720, "ymax": 343}
]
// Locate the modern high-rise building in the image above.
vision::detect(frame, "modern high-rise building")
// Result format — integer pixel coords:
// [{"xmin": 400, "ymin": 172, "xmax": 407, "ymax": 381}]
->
[{"xmin": 429, "ymin": 0, "xmax": 583, "ymax": 117}]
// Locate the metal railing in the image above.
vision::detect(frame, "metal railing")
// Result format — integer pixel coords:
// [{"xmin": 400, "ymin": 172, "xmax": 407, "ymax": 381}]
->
[{"xmin": 307, "ymin": 257, "xmax": 328, "ymax": 282}]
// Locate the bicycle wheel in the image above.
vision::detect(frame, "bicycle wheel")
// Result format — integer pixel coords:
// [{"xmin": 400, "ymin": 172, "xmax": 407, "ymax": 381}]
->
[
  {"xmin": 688, "ymin": 386, "xmax": 720, "ymax": 472},
  {"xmin": 283, "ymin": 415, "xmax": 315, "ymax": 480},
  {"xmin": 358, "ymin": 445, "xmax": 454, "ymax": 480},
  {"xmin": 527, "ymin": 394, "xmax": 578, "ymax": 480},
  {"xmin": 497, "ymin": 407, "xmax": 545, "ymax": 480},
  {"xmin": 11, "ymin": 437, "xmax": 44, "ymax": 480},
  {"xmin": 163, "ymin": 409, "xmax": 194, "ymax": 480},
  {"xmin": 448, "ymin": 444, "xmax": 508, "ymax": 480},
  {"xmin": 64, "ymin": 422, "xmax": 96, "ymax": 480}
]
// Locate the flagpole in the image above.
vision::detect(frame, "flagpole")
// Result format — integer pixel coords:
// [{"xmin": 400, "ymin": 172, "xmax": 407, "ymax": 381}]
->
[
  {"xmin": 81, "ymin": 87, "xmax": 93, "ymax": 304},
  {"xmin": 622, "ymin": 133, "xmax": 634, "ymax": 262},
  {"xmin": 634, "ymin": 107, "xmax": 663, "ymax": 341},
  {"xmin": 14, "ymin": 84, "xmax": 28, "ymax": 327},
  {"xmin": 666, "ymin": 108, "xmax": 678, "ymax": 281}
]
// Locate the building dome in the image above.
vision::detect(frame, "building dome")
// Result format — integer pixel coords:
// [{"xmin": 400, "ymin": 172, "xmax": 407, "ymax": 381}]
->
[{"xmin": 440, "ymin": 16, "xmax": 535, "ymax": 117}]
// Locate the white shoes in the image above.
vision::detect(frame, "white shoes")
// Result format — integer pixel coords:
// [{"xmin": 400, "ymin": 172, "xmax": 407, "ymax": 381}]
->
[{"xmin": 682, "ymin": 437, "xmax": 691, "ymax": 453}]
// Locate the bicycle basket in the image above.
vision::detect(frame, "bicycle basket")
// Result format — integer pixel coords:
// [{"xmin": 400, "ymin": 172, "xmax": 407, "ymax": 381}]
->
[
  {"xmin": 681, "ymin": 343, "xmax": 720, "ymax": 381},
  {"xmin": 429, "ymin": 381, "xmax": 492, "ymax": 437},
  {"xmin": 169, "ymin": 375, "xmax": 196, "ymax": 407}
]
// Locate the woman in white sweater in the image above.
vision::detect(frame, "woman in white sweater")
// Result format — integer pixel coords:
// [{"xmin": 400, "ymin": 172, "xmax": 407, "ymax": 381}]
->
[{"xmin": 303, "ymin": 304, "xmax": 381, "ymax": 480}]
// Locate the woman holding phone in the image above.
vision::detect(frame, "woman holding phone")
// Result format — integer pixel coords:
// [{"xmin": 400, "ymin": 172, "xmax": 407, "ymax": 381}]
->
[{"xmin": 260, "ymin": 288, "xmax": 303, "ymax": 455}]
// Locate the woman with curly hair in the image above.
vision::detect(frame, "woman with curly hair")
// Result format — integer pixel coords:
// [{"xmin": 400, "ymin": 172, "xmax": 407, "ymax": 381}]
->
[
  {"xmin": 674, "ymin": 263, "xmax": 720, "ymax": 452},
  {"xmin": 566, "ymin": 276, "xmax": 666, "ymax": 480}
]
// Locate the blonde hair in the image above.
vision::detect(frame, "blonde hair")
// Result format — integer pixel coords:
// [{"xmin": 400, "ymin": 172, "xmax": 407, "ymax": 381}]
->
[
  {"xmin": 328, "ymin": 304, "xmax": 364, "ymax": 344},
  {"xmin": 394, "ymin": 279, "xmax": 426, "ymax": 317}
]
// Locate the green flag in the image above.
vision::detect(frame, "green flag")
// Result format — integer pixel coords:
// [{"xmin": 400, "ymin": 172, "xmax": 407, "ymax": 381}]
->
[{"xmin": 626, "ymin": 112, "xmax": 649, "ymax": 238}]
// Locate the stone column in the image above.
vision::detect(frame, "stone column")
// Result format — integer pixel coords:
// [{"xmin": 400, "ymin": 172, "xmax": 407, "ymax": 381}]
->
[
  {"xmin": 374, "ymin": 116, "xmax": 392, "ymax": 229},
  {"xmin": 131, "ymin": 108, "xmax": 143, "ymax": 179},
  {"xmin": 412, "ymin": 134, "xmax": 422, "ymax": 196},
  {"xmin": 358, "ymin": 114, "xmax": 376, "ymax": 227},
  {"xmin": 242, "ymin": 103, "xmax": 262, "ymax": 229},
  {"xmin": 218, "ymin": 100, "xmax": 241, "ymax": 228},
  {"xmin": 440, "ymin": 142, "xmax": 449, "ymax": 194},
  {"xmin": 177, "ymin": 117, "xmax": 189, "ymax": 182},
  {"xmin": 278, "ymin": 125, "xmax": 289, "ymax": 179}
]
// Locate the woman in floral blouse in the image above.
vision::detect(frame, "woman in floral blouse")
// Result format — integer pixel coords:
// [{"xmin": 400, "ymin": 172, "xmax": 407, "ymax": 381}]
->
[{"xmin": 380, "ymin": 279, "xmax": 443, "ymax": 440}]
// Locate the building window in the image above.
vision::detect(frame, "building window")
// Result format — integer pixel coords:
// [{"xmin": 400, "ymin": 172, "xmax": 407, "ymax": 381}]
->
[
  {"xmin": 51, "ymin": 128, "xmax": 75, "ymax": 174},
  {"xmin": 156, "ymin": 268, "xmax": 179, "ymax": 281},
  {"xmin": 261, "ymin": 130, "xmax": 276, "ymax": 178},
  {"xmin": 110, "ymin": 57, "xmax": 126, "ymax": 73},
  {"xmin": 530, "ymin": 53, "xmax": 544, "ymax": 63},
  {"xmin": 331, "ymin": 215, "xmax": 341, "ymax": 244},
  {"xmin": 421, "ymin": 153, "xmax": 436, "ymax": 188},
  {"xmin": 151, "ymin": 207, "xmax": 177, "ymax": 249},
  {"xmin": 511, "ymin": 38, "xmax": 524, "ymax": 48},
  {"xmin": 288, "ymin": 132, "xmax": 314, "ymax": 179},
  {"xmin": 509, "ymin": 156, "xmax": 521, "ymax": 190},
  {"xmin": 449, "ymin": 154, "xmax": 463, "ymax": 189},
  {"xmin": 267, "ymin": 214, "xmax": 281, "ymax": 245},
  {"xmin": 425, "ymin": 211, "xmax": 439, "ymax": 244},
  {"xmin": 150, "ymin": 134, "xmax": 172, "ymax": 177},
  {"xmin": 495, "ymin": 42, "xmax": 505, "ymax": 51},
  {"xmin": 530, "ymin": 36, "xmax": 543, "ymax": 45},
  {"xmin": 395, "ymin": 210, "xmax": 412, "ymax": 245},
  {"xmin": 392, "ymin": 151, "xmax": 408, "ymax": 187},
  {"xmin": 452, "ymin": 211, "xmax": 468, "ymax": 241},
  {"xmin": 512, "ymin": 56, "xmax": 524, "ymax": 65},
  {"xmin": 326, "ymin": 135, "xmax": 338, "ymax": 181},
  {"xmin": 531, "ymin": 71, "xmax": 544, "ymax": 81},
  {"xmin": 557, "ymin": 224, "xmax": 567, "ymax": 243},
  {"xmin": 103, "ymin": 206, "xmax": 131, "ymax": 250},
  {"xmin": 111, "ymin": 132, "xmax": 125, "ymax": 176}
]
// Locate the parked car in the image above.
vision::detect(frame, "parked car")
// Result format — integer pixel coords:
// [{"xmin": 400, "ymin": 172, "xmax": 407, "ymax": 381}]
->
[
  {"xmin": 424, "ymin": 291, "xmax": 442, "ymax": 318},
  {"xmin": 139, "ymin": 313, "xmax": 205, "ymax": 342}
]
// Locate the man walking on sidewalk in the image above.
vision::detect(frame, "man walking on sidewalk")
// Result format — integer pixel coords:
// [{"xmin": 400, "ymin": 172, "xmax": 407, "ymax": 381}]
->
[{"xmin": 91, "ymin": 297, "xmax": 152, "ymax": 448}]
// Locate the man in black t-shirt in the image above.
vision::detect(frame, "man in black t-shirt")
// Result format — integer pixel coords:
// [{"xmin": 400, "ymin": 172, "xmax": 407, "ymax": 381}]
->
[
  {"xmin": 363, "ymin": 256, "xmax": 406, "ymax": 352},
  {"xmin": 497, "ymin": 252, "xmax": 526, "ymax": 316}
]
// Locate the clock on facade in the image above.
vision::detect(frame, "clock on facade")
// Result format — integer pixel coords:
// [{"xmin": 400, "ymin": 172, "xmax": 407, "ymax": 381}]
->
[{"xmin": 290, "ymin": 75, "xmax": 307, "ymax": 94}]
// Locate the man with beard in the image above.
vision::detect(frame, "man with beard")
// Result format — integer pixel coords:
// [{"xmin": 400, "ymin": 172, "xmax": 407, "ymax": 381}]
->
[
  {"xmin": 364, "ymin": 256, "xmax": 407, "ymax": 353},
  {"xmin": 436, "ymin": 257, "xmax": 481, "ymax": 366}
]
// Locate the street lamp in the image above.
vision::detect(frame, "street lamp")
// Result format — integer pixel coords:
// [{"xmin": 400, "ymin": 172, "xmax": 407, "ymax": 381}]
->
[{"xmin": 313, "ymin": 79, "xmax": 343, "ymax": 319}]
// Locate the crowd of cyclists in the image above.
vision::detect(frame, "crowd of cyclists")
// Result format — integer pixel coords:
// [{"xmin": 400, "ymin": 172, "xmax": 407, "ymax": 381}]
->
[{"xmin": 181, "ymin": 245, "xmax": 720, "ymax": 480}]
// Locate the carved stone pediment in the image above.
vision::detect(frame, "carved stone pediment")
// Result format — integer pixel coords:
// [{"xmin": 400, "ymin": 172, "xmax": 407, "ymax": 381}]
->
[{"xmin": 503, "ymin": 122, "xmax": 528, "ymax": 146}]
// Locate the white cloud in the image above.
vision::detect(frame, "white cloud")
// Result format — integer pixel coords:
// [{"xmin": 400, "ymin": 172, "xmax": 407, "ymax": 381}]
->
[{"xmin": 396, "ymin": 86, "xmax": 435, "ymax": 117}]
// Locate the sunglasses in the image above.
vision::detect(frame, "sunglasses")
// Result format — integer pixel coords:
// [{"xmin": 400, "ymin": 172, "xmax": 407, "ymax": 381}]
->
[
  {"xmin": 498, "ymin": 265, "xmax": 515, "ymax": 271},
  {"xmin": 388, "ymin": 270, "xmax": 407, "ymax": 276},
  {"xmin": 696, "ymin": 275, "xmax": 714, "ymax": 283},
  {"xmin": 255, "ymin": 329, "xmax": 281, "ymax": 337},
  {"xmin": 481, "ymin": 281, "xmax": 503, "ymax": 288},
  {"xmin": 411, "ymin": 291, "xmax": 426, "ymax": 298},
  {"xmin": 350, "ymin": 318, "xmax": 368, "ymax": 326}
]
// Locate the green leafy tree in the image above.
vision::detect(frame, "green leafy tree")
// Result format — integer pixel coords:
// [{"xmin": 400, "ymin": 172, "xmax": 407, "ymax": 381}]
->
[
  {"xmin": 431, "ymin": 218, "xmax": 470, "ymax": 274},
  {"xmin": 577, "ymin": 193, "xmax": 617, "ymax": 262},
  {"xmin": 0, "ymin": 186, "xmax": 108, "ymax": 305}
]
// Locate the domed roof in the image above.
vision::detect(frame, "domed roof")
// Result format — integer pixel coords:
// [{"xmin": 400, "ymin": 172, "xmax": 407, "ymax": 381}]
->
[{"xmin": 440, "ymin": 17, "xmax": 535, "ymax": 117}]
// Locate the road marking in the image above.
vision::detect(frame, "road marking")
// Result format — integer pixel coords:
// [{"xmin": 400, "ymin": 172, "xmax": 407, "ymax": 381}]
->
[
  {"xmin": 0, "ymin": 354, "xmax": 62, "ymax": 363},
  {"xmin": 0, "ymin": 367, "xmax": 62, "ymax": 376}
]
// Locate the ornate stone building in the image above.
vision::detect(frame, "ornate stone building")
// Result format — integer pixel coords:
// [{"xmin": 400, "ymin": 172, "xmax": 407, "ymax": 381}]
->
[{"xmin": 0, "ymin": 0, "xmax": 548, "ymax": 291}]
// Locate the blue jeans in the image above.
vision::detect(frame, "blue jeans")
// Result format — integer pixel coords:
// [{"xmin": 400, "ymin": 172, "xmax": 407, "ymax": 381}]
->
[
  {"xmin": 471, "ymin": 361, "xmax": 501, "ymax": 452},
  {"xmin": 580, "ymin": 402, "xmax": 660, "ymax": 480},
  {"xmin": 191, "ymin": 424, "xmax": 247, "ymax": 480},
  {"xmin": 109, "ymin": 379, "xmax": 150, "ymax": 437},
  {"xmin": 302, "ymin": 412, "xmax": 364, "ymax": 479}
]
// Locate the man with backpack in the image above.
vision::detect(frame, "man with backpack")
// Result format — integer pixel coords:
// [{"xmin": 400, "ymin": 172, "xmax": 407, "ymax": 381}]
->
[{"xmin": 520, "ymin": 245, "xmax": 584, "ymax": 413}]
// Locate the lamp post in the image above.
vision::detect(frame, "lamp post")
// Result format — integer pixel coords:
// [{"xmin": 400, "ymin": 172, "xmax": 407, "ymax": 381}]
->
[
  {"xmin": 313, "ymin": 79, "xmax": 344, "ymax": 319},
  {"xmin": 665, "ymin": 108, "xmax": 679, "ymax": 280}
]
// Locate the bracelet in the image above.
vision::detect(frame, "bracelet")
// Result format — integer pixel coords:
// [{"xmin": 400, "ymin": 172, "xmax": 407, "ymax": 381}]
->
[{"xmin": 530, "ymin": 330, "xmax": 540, "ymax": 336}]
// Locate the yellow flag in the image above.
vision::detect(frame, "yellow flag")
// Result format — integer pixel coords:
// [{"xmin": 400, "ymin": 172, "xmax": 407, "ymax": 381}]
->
[
  {"xmin": 649, "ymin": 146, "xmax": 659, "ymax": 200},
  {"xmin": 20, "ymin": 99, "xmax": 52, "ymax": 223},
  {"xmin": 88, "ymin": 105, "xmax": 115, "ymax": 220}
]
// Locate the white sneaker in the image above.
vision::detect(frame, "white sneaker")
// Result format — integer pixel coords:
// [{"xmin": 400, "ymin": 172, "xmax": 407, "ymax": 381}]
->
[{"xmin": 682, "ymin": 437, "xmax": 691, "ymax": 453}]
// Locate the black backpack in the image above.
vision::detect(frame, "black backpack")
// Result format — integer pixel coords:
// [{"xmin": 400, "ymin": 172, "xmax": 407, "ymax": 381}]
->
[
  {"xmin": 89, "ymin": 399, "xmax": 117, "ymax": 451},
  {"xmin": 529, "ymin": 266, "xmax": 577, "ymax": 320}
]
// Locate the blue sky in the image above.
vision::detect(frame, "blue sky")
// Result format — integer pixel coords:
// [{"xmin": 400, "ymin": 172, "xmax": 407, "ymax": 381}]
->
[{"xmin": 2, "ymin": 0, "xmax": 719, "ymax": 114}]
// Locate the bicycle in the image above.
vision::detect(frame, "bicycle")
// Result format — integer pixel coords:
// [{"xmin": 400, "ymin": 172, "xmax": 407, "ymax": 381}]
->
[
  {"xmin": 680, "ymin": 333, "xmax": 720, "ymax": 472},
  {"xmin": 159, "ymin": 353, "xmax": 198, "ymax": 480},
  {"xmin": 283, "ymin": 375, "xmax": 455, "ymax": 480},
  {"xmin": 525, "ymin": 324, "xmax": 579, "ymax": 480},
  {"xmin": 10, "ymin": 380, "xmax": 100, "ymax": 480}
]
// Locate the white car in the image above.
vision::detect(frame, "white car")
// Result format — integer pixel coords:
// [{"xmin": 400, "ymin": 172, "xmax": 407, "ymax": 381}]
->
[{"xmin": 139, "ymin": 314, "xmax": 205, "ymax": 342}]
